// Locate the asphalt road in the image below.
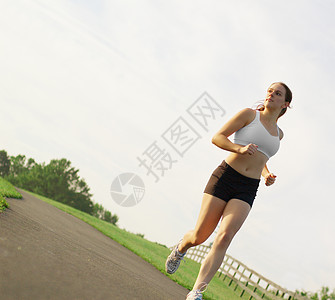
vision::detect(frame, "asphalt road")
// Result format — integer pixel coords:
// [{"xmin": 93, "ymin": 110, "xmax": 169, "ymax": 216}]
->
[{"xmin": 0, "ymin": 189, "xmax": 189, "ymax": 300}]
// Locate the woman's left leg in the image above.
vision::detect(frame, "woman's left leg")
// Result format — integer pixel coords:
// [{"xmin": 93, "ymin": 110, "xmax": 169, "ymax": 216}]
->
[{"xmin": 192, "ymin": 198, "xmax": 251, "ymax": 290}]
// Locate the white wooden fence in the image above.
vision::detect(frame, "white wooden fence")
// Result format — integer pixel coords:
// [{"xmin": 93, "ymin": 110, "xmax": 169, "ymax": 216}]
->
[{"xmin": 172, "ymin": 243, "xmax": 310, "ymax": 300}]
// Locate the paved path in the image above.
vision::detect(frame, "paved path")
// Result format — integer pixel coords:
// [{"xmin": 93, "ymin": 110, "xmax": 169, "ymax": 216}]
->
[{"xmin": 0, "ymin": 189, "xmax": 189, "ymax": 300}]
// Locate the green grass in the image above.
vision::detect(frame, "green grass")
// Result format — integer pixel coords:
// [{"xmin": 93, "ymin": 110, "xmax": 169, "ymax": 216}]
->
[
  {"xmin": 0, "ymin": 195, "xmax": 9, "ymax": 211},
  {"xmin": 23, "ymin": 189, "xmax": 254, "ymax": 300},
  {"xmin": 0, "ymin": 177, "xmax": 22, "ymax": 211}
]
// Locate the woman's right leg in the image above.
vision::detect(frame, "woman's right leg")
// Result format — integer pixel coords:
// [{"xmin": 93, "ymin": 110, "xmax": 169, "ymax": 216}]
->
[
  {"xmin": 178, "ymin": 193, "xmax": 227, "ymax": 253},
  {"xmin": 191, "ymin": 199, "xmax": 251, "ymax": 290}
]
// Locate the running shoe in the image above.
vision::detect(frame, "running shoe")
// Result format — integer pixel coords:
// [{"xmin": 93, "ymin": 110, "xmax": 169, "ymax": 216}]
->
[
  {"xmin": 186, "ymin": 283, "xmax": 208, "ymax": 300},
  {"xmin": 165, "ymin": 239, "xmax": 186, "ymax": 274}
]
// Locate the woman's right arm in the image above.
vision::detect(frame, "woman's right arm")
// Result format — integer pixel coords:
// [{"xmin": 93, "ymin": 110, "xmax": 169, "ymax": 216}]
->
[{"xmin": 212, "ymin": 108, "xmax": 258, "ymax": 155}]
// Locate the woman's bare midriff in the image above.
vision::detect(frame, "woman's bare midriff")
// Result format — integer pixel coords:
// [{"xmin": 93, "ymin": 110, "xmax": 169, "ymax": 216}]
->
[{"xmin": 224, "ymin": 146, "xmax": 268, "ymax": 179}]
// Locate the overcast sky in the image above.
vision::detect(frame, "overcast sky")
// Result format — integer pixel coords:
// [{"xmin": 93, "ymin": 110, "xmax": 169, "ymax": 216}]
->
[{"xmin": 1, "ymin": 0, "xmax": 335, "ymax": 293}]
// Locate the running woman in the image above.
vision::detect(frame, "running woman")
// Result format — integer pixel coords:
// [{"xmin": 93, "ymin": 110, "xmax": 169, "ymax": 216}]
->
[{"xmin": 165, "ymin": 82, "xmax": 292, "ymax": 300}]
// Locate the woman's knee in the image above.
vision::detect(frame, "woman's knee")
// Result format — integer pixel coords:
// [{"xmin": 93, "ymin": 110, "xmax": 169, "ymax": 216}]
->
[{"xmin": 214, "ymin": 231, "xmax": 235, "ymax": 248}]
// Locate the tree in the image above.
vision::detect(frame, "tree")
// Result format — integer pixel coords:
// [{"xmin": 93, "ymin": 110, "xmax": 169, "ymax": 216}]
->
[
  {"xmin": 103, "ymin": 210, "xmax": 112, "ymax": 223},
  {"xmin": 40, "ymin": 159, "xmax": 94, "ymax": 214},
  {"xmin": 92, "ymin": 202, "xmax": 118, "ymax": 225},
  {"xmin": 319, "ymin": 286, "xmax": 335, "ymax": 300},
  {"xmin": 26, "ymin": 158, "xmax": 37, "ymax": 170},
  {"xmin": 5, "ymin": 156, "xmax": 94, "ymax": 214},
  {"xmin": 93, "ymin": 203, "xmax": 104, "ymax": 219},
  {"xmin": 0, "ymin": 150, "xmax": 10, "ymax": 177},
  {"xmin": 4, "ymin": 151, "xmax": 119, "ymax": 223},
  {"xmin": 110, "ymin": 214, "xmax": 119, "ymax": 225},
  {"xmin": 298, "ymin": 286, "xmax": 335, "ymax": 300},
  {"xmin": 9, "ymin": 154, "xmax": 27, "ymax": 177}
]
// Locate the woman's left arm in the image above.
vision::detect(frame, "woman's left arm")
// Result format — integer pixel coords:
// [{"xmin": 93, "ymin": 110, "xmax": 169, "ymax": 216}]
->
[{"xmin": 262, "ymin": 128, "xmax": 284, "ymax": 186}]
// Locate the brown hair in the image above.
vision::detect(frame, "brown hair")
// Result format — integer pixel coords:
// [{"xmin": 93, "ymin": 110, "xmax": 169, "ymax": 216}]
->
[{"xmin": 258, "ymin": 82, "xmax": 292, "ymax": 119}]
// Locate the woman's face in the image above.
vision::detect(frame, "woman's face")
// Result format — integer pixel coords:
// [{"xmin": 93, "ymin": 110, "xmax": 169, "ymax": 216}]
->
[{"xmin": 264, "ymin": 83, "xmax": 287, "ymax": 110}]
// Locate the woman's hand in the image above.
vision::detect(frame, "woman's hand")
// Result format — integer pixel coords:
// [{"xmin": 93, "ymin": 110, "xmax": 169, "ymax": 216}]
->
[
  {"xmin": 238, "ymin": 143, "xmax": 258, "ymax": 155},
  {"xmin": 264, "ymin": 173, "xmax": 277, "ymax": 186}
]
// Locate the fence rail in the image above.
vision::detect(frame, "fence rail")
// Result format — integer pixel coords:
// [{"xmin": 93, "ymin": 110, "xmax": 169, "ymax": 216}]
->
[{"xmin": 172, "ymin": 243, "xmax": 310, "ymax": 300}]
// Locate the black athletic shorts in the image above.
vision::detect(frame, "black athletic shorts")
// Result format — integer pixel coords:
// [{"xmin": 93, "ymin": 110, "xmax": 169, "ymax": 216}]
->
[{"xmin": 203, "ymin": 160, "xmax": 260, "ymax": 208}]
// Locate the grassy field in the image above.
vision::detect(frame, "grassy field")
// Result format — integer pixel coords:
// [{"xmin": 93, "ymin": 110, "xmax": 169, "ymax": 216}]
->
[
  {"xmin": 0, "ymin": 177, "xmax": 22, "ymax": 212},
  {"xmin": 20, "ymin": 189, "xmax": 259, "ymax": 300}
]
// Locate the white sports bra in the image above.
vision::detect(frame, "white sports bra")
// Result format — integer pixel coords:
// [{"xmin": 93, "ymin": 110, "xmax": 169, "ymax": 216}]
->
[{"xmin": 233, "ymin": 110, "xmax": 280, "ymax": 159}]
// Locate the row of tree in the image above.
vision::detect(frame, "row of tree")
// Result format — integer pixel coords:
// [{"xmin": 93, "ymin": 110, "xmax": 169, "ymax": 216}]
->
[
  {"xmin": 0, "ymin": 150, "xmax": 118, "ymax": 225},
  {"xmin": 298, "ymin": 286, "xmax": 335, "ymax": 300}
]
